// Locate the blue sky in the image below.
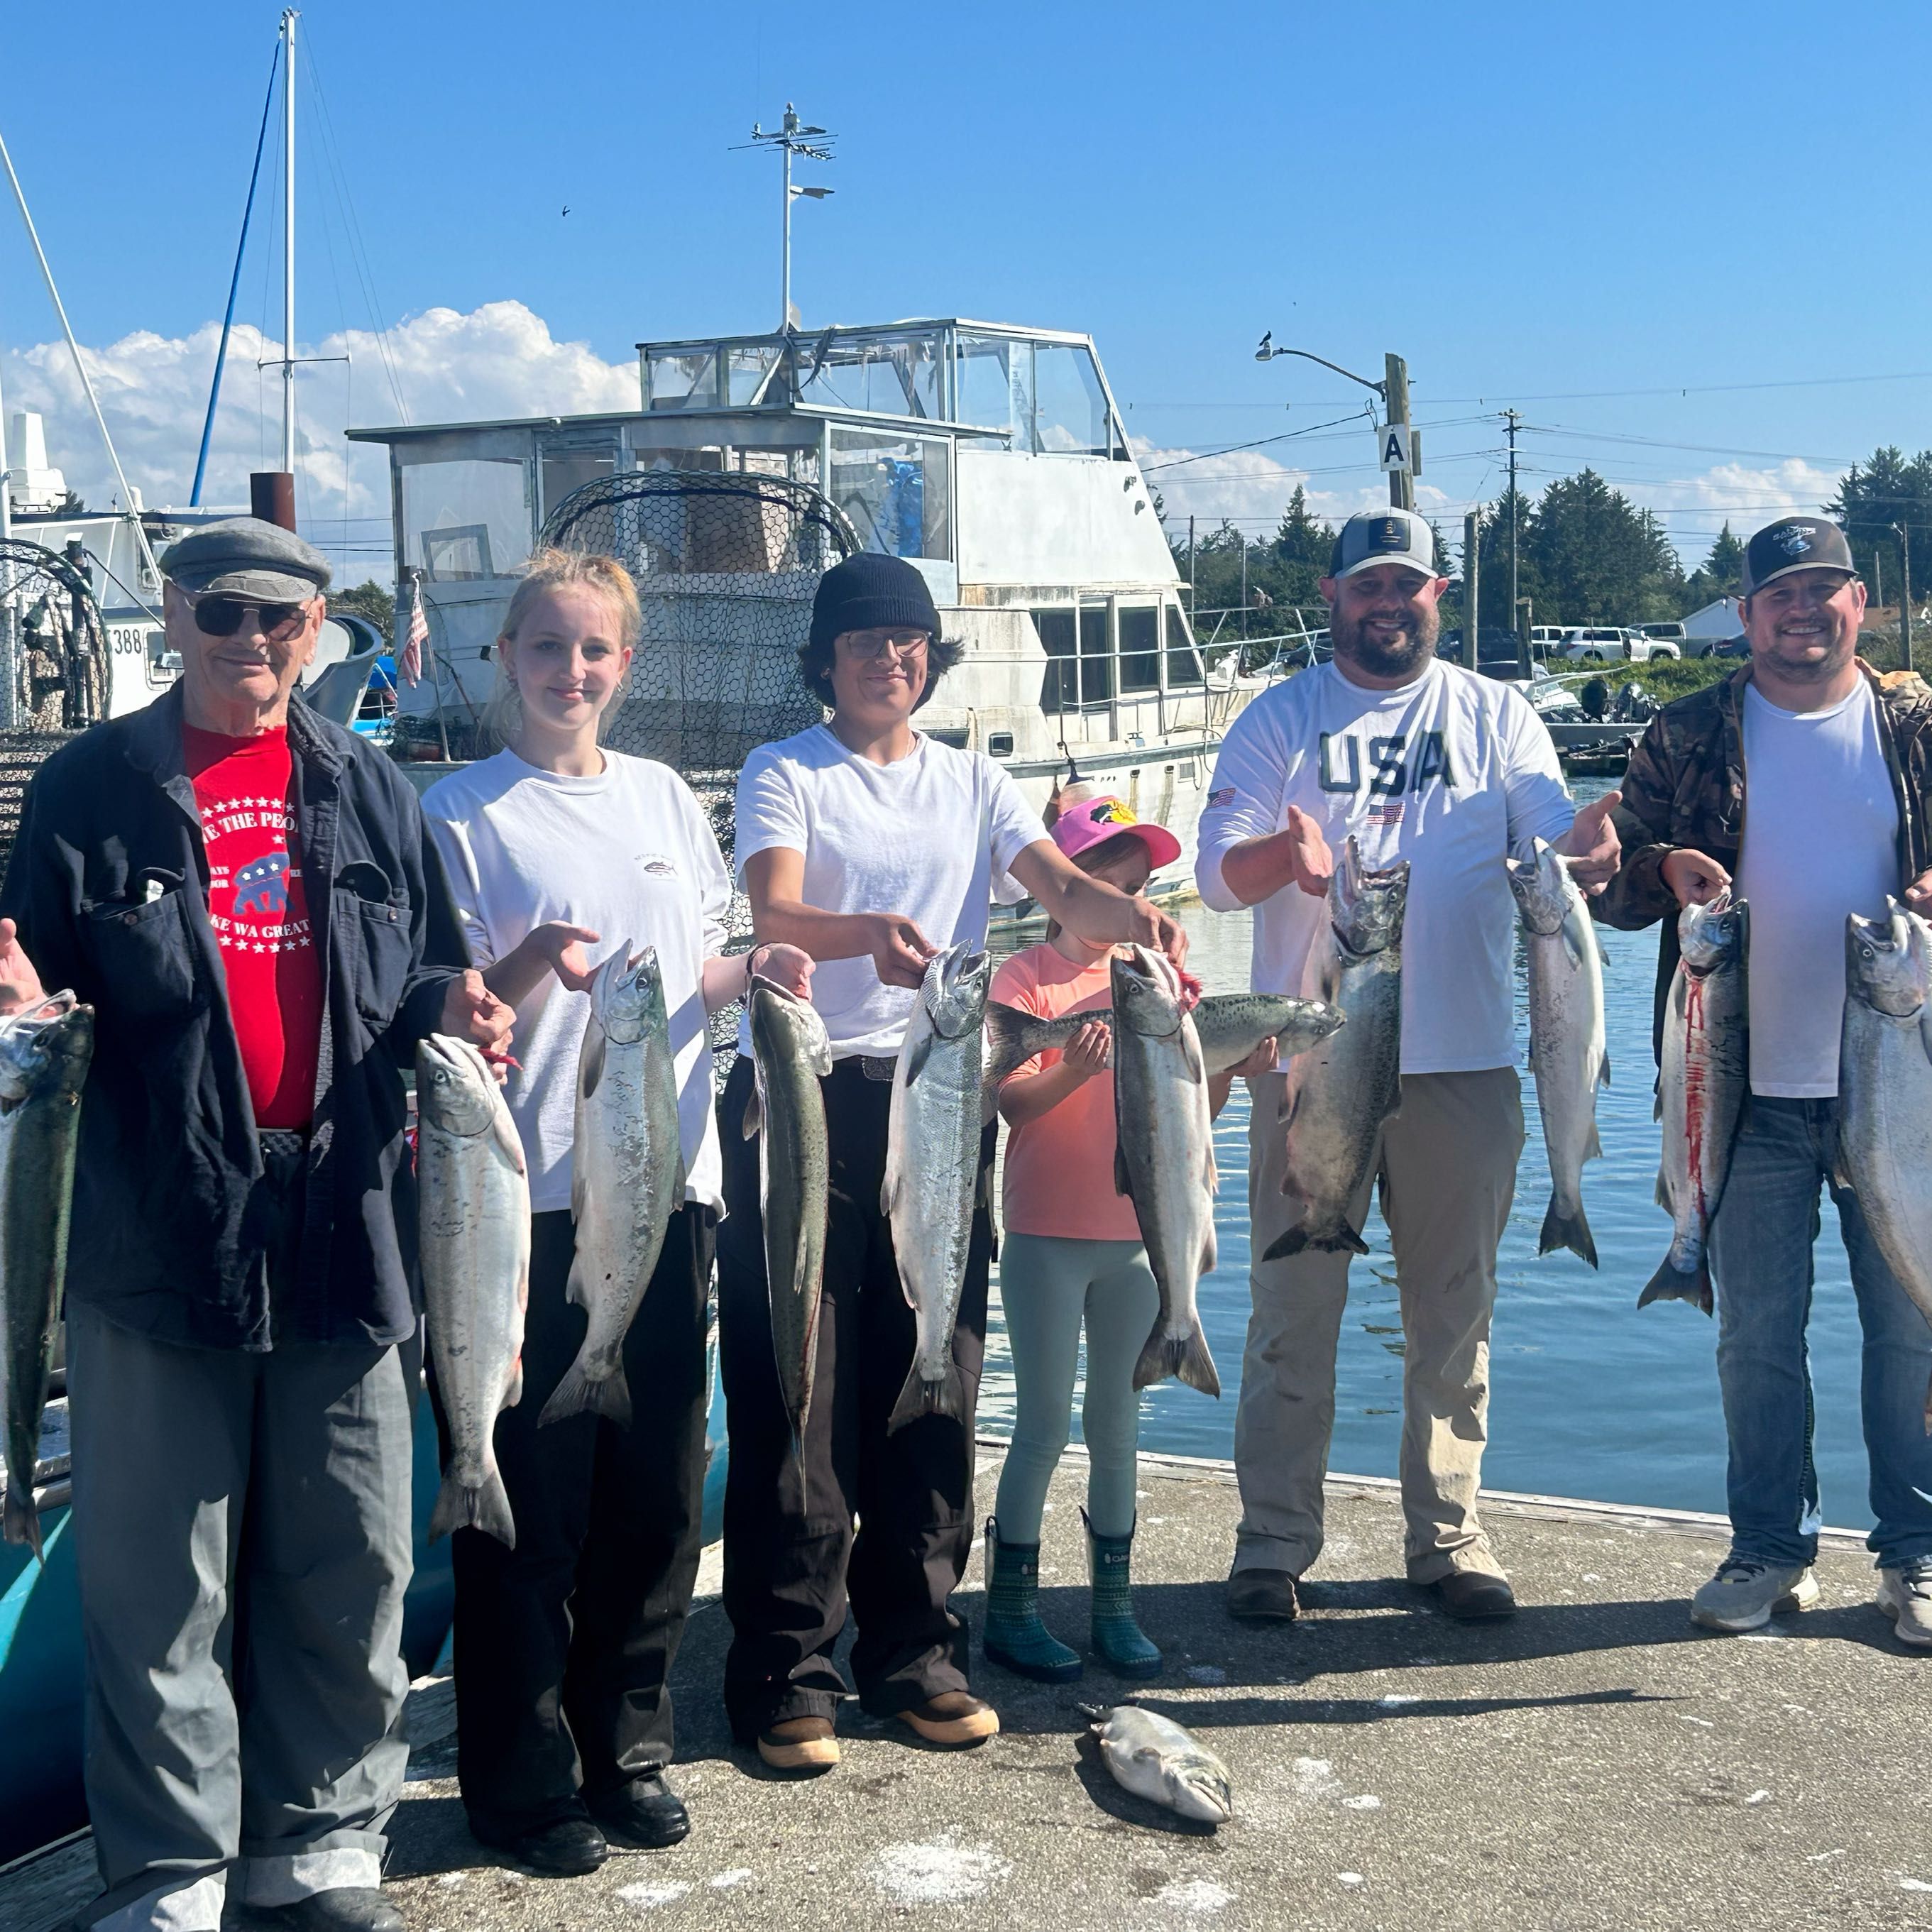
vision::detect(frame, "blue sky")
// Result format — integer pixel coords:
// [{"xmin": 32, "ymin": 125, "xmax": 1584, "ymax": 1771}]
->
[{"xmin": 4, "ymin": 0, "xmax": 1928, "ymax": 576}]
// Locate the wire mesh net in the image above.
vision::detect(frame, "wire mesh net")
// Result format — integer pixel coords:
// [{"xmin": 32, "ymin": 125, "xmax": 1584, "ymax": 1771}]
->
[
  {"xmin": 538, "ymin": 470, "xmax": 857, "ymax": 832},
  {"xmin": 0, "ymin": 539, "xmax": 109, "ymax": 735}
]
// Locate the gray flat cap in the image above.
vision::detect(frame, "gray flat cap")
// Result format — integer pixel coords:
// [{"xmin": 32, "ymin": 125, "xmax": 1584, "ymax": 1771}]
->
[{"xmin": 161, "ymin": 517, "xmax": 331, "ymax": 602}]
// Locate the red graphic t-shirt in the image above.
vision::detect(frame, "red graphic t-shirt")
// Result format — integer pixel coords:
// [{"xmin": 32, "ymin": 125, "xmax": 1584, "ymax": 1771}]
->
[{"xmin": 185, "ymin": 725, "xmax": 324, "ymax": 1129}]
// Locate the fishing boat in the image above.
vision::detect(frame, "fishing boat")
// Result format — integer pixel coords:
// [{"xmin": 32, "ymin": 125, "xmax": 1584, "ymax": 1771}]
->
[{"xmin": 352, "ymin": 316, "xmax": 1262, "ymax": 909}]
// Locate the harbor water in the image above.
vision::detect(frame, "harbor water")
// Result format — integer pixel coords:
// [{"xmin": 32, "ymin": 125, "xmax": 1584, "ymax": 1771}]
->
[{"xmin": 979, "ymin": 795, "xmax": 1885, "ymax": 1534}]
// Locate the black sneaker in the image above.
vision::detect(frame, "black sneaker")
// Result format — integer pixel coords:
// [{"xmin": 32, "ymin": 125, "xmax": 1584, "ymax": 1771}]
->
[
  {"xmin": 473, "ymin": 1816, "xmax": 609, "ymax": 1877},
  {"xmin": 1226, "ymin": 1568, "xmax": 1300, "ymax": 1624},
  {"xmin": 590, "ymin": 1774, "xmax": 691, "ymax": 1849}
]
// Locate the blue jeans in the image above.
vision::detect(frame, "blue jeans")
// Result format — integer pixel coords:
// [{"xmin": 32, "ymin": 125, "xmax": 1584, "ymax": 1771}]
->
[{"xmin": 1709, "ymin": 1095, "xmax": 1932, "ymax": 1569}]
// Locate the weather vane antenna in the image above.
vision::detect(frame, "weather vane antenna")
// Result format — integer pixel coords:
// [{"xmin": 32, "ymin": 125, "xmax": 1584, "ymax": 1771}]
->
[{"xmin": 733, "ymin": 102, "xmax": 836, "ymax": 332}]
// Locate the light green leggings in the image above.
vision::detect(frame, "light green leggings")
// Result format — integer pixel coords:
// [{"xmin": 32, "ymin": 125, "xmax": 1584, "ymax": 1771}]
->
[{"xmin": 992, "ymin": 1232, "xmax": 1160, "ymax": 1543}]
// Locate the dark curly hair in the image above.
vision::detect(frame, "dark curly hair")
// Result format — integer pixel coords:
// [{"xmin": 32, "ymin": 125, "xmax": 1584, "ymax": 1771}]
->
[{"xmin": 797, "ymin": 629, "xmax": 966, "ymax": 712}]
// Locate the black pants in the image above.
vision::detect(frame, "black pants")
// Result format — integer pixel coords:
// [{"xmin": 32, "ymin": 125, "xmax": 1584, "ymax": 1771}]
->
[
  {"xmin": 449, "ymin": 1204, "xmax": 713, "ymax": 1836},
  {"xmin": 716, "ymin": 1054, "xmax": 993, "ymax": 1741}
]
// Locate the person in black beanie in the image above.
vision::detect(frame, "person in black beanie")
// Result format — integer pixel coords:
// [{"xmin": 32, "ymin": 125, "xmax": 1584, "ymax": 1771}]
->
[{"xmin": 716, "ymin": 553, "xmax": 1190, "ymax": 1770}]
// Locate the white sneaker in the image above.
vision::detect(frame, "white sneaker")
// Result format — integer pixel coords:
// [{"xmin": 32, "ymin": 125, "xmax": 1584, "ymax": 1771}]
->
[
  {"xmin": 1875, "ymin": 1558, "xmax": 1932, "ymax": 1649},
  {"xmin": 1690, "ymin": 1557, "xmax": 1821, "ymax": 1632}
]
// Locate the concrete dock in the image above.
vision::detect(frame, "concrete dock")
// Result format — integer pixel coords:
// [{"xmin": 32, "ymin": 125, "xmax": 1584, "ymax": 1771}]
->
[{"xmin": 5, "ymin": 1446, "xmax": 1929, "ymax": 1932}]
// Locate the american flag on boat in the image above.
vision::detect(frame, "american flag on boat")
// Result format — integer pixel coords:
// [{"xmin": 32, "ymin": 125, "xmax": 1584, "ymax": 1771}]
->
[{"xmin": 397, "ymin": 574, "xmax": 429, "ymax": 688}]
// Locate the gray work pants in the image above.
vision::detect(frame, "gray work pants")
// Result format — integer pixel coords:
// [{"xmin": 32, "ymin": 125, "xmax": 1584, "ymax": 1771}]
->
[
  {"xmin": 67, "ymin": 1300, "xmax": 414, "ymax": 1932},
  {"xmin": 1234, "ymin": 1067, "xmax": 1523, "ymax": 1584}
]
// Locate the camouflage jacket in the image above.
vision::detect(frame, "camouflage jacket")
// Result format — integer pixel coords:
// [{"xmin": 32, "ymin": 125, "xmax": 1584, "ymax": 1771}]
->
[{"xmin": 1592, "ymin": 662, "xmax": 1932, "ymax": 1062}]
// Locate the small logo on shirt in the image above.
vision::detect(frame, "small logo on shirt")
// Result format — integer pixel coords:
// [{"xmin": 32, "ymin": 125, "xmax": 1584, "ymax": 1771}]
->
[
  {"xmin": 234, "ymin": 852, "xmax": 290, "ymax": 919},
  {"xmin": 636, "ymin": 855, "xmax": 679, "ymax": 878},
  {"xmin": 1207, "ymin": 786, "xmax": 1238, "ymax": 808}
]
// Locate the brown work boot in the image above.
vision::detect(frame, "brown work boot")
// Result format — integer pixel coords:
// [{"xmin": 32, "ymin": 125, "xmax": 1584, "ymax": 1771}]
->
[
  {"xmin": 899, "ymin": 1691, "xmax": 1000, "ymax": 1747},
  {"xmin": 1226, "ymin": 1567, "xmax": 1300, "ymax": 1624},
  {"xmin": 757, "ymin": 1715, "xmax": 841, "ymax": 1773}
]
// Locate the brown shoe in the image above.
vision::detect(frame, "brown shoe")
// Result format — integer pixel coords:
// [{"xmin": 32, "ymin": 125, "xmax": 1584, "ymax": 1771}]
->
[
  {"xmin": 1226, "ymin": 1567, "xmax": 1300, "ymax": 1624},
  {"xmin": 757, "ymin": 1715, "xmax": 841, "ymax": 1772},
  {"xmin": 1427, "ymin": 1571, "xmax": 1518, "ymax": 1621},
  {"xmin": 899, "ymin": 1691, "xmax": 1000, "ymax": 1747}
]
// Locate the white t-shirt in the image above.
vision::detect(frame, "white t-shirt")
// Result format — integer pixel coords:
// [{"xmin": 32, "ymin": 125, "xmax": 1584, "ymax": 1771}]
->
[
  {"xmin": 1195, "ymin": 659, "xmax": 1574, "ymax": 1075},
  {"xmin": 422, "ymin": 749, "xmax": 732, "ymax": 1215},
  {"xmin": 1735, "ymin": 679, "xmax": 1898, "ymax": 1098},
  {"xmin": 734, "ymin": 724, "xmax": 1048, "ymax": 1058}
]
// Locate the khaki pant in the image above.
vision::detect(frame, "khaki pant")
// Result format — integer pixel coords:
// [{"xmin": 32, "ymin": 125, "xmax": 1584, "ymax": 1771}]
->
[{"xmin": 1234, "ymin": 1066, "xmax": 1523, "ymax": 1585}]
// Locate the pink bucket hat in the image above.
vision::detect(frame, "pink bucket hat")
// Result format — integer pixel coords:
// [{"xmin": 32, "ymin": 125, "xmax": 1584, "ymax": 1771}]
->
[{"xmin": 1050, "ymin": 794, "xmax": 1182, "ymax": 870}]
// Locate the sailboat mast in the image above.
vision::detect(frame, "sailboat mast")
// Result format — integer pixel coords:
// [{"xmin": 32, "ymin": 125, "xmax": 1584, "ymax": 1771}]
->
[{"xmin": 280, "ymin": 7, "xmax": 297, "ymax": 476}]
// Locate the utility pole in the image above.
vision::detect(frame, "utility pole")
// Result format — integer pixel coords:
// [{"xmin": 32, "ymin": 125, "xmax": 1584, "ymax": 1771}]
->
[
  {"xmin": 280, "ymin": 8, "xmax": 296, "ymax": 475},
  {"xmin": 1188, "ymin": 515, "xmax": 1197, "ymax": 630},
  {"xmin": 1503, "ymin": 409, "xmax": 1523, "ymax": 655},
  {"xmin": 1897, "ymin": 521, "xmax": 1914, "ymax": 673},
  {"xmin": 1464, "ymin": 510, "xmax": 1480, "ymax": 668},
  {"xmin": 1385, "ymin": 353, "xmax": 1413, "ymax": 512},
  {"xmin": 1240, "ymin": 535, "xmax": 1248, "ymax": 639}
]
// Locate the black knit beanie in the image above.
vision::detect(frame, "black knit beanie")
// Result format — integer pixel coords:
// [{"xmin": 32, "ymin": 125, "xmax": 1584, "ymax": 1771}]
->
[{"xmin": 807, "ymin": 551, "xmax": 940, "ymax": 652}]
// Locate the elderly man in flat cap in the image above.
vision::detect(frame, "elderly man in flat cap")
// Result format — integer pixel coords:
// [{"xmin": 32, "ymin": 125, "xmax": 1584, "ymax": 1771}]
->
[{"xmin": 0, "ymin": 519, "xmax": 512, "ymax": 1932}]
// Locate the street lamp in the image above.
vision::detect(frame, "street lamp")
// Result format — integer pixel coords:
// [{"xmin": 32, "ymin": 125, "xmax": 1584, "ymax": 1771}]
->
[
  {"xmin": 1253, "ymin": 334, "xmax": 1386, "ymax": 399},
  {"xmin": 1254, "ymin": 336, "xmax": 1412, "ymax": 510}
]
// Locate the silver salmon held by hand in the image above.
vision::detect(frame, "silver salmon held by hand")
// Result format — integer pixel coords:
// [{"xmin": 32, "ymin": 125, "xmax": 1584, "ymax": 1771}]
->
[
  {"xmin": 1645, "ymin": 892, "xmax": 1749, "ymax": 1313},
  {"xmin": 1267, "ymin": 838, "xmax": 1407, "ymax": 1261},
  {"xmin": 418, "ymin": 1034, "xmax": 530, "ymax": 1547},
  {"xmin": 1, "ymin": 994, "xmax": 92, "ymax": 1561},
  {"xmin": 982, "ymin": 992, "xmax": 1341, "ymax": 1085},
  {"xmin": 1082, "ymin": 1703, "xmax": 1234, "ymax": 1823},
  {"xmin": 541, "ymin": 945, "xmax": 686, "ymax": 1428},
  {"xmin": 744, "ymin": 975, "xmax": 833, "ymax": 1448},
  {"xmin": 1506, "ymin": 837, "xmax": 1610, "ymax": 1266},
  {"xmin": 884, "ymin": 943, "xmax": 992, "ymax": 1431},
  {"xmin": 1112, "ymin": 946, "xmax": 1221, "ymax": 1396},
  {"xmin": 1836, "ymin": 899, "xmax": 1932, "ymax": 1425}
]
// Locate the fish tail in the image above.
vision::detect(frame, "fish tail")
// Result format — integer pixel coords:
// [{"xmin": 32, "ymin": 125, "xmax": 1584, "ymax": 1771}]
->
[
  {"xmin": 1261, "ymin": 1221, "xmax": 1367, "ymax": 1262},
  {"xmin": 3, "ymin": 1482, "xmax": 43, "ymax": 1563},
  {"xmin": 1637, "ymin": 1254, "xmax": 1714, "ymax": 1315},
  {"xmin": 887, "ymin": 1358, "xmax": 968, "ymax": 1433},
  {"xmin": 428, "ymin": 1468, "xmax": 517, "ymax": 1549},
  {"xmin": 1539, "ymin": 1195, "xmax": 1599, "ymax": 1268},
  {"xmin": 1133, "ymin": 1314, "xmax": 1223, "ymax": 1398},
  {"xmin": 538, "ymin": 1354, "xmax": 633, "ymax": 1428}
]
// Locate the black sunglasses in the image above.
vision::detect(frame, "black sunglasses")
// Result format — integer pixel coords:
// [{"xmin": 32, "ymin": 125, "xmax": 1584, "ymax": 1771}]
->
[{"xmin": 183, "ymin": 592, "xmax": 312, "ymax": 640}]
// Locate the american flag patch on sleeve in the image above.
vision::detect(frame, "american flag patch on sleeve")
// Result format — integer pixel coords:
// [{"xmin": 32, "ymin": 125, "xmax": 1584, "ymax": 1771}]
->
[{"xmin": 1207, "ymin": 786, "xmax": 1237, "ymax": 808}]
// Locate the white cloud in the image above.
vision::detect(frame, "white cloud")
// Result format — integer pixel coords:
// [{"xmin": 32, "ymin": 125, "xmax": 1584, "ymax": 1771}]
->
[{"xmin": 2, "ymin": 301, "xmax": 637, "ymax": 583}]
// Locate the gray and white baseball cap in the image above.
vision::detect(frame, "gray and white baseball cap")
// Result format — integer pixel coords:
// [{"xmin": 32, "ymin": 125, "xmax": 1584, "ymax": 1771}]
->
[{"xmin": 1327, "ymin": 507, "xmax": 1440, "ymax": 583}]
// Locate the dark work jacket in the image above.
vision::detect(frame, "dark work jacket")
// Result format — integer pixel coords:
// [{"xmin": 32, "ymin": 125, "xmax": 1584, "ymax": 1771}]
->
[
  {"xmin": 0, "ymin": 685, "xmax": 468, "ymax": 1350},
  {"xmin": 1591, "ymin": 661, "xmax": 1932, "ymax": 1064}
]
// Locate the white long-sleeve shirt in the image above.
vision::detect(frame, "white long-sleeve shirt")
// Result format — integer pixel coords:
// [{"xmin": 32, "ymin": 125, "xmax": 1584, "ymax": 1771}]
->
[{"xmin": 1195, "ymin": 659, "xmax": 1573, "ymax": 1074}]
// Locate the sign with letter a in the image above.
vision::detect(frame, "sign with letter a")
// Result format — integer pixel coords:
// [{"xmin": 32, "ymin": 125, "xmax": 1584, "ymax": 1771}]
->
[{"xmin": 1379, "ymin": 422, "xmax": 1412, "ymax": 474}]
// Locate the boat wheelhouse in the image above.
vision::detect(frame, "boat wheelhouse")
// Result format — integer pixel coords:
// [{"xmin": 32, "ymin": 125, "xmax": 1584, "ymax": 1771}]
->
[{"xmin": 350, "ymin": 318, "xmax": 1254, "ymax": 899}]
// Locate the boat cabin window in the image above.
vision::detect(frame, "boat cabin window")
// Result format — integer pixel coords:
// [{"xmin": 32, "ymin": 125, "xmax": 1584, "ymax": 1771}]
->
[
  {"xmin": 539, "ymin": 437, "xmax": 620, "ymax": 524},
  {"xmin": 923, "ymin": 726, "xmax": 970, "ymax": 750},
  {"xmin": 402, "ymin": 456, "xmax": 530, "ymax": 581},
  {"xmin": 987, "ymin": 731, "xmax": 1014, "ymax": 757},
  {"xmin": 1119, "ymin": 605, "xmax": 1160, "ymax": 693},
  {"xmin": 1078, "ymin": 603, "xmax": 1112, "ymax": 707},
  {"xmin": 1165, "ymin": 605, "xmax": 1204, "ymax": 687},
  {"xmin": 728, "ymin": 344, "xmax": 785, "ymax": 406},
  {"xmin": 647, "ymin": 348, "xmax": 722, "ymax": 411},
  {"xmin": 830, "ymin": 429, "xmax": 951, "ymax": 561},
  {"xmin": 796, "ymin": 330, "xmax": 945, "ymax": 419},
  {"xmin": 1036, "ymin": 608, "xmax": 1077, "ymax": 711},
  {"xmin": 1032, "ymin": 344, "xmax": 1113, "ymax": 456},
  {"xmin": 957, "ymin": 334, "xmax": 1027, "ymax": 439}
]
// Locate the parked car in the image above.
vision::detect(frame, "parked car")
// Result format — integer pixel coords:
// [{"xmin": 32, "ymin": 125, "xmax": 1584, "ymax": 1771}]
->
[
  {"xmin": 1440, "ymin": 627, "xmax": 1529, "ymax": 675},
  {"xmin": 1695, "ymin": 634, "xmax": 1750, "ymax": 659},
  {"xmin": 1557, "ymin": 625, "xmax": 1681, "ymax": 664},
  {"xmin": 1527, "ymin": 626, "xmax": 1568, "ymax": 659},
  {"xmin": 1634, "ymin": 622, "xmax": 1689, "ymax": 649}
]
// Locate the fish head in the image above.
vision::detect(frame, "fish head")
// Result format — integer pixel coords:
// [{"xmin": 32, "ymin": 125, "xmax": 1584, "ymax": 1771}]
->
[
  {"xmin": 751, "ymin": 975, "xmax": 835, "ymax": 1075},
  {"xmin": 0, "ymin": 997, "xmax": 92, "ymax": 1105},
  {"xmin": 415, "ymin": 1035, "xmax": 498, "ymax": 1136},
  {"xmin": 1329, "ymin": 836, "xmax": 1409, "ymax": 957},
  {"xmin": 924, "ymin": 943, "xmax": 992, "ymax": 1039},
  {"xmin": 1505, "ymin": 838, "xmax": 1572, "ymax": 936},
  {"xmin": 591, "ymin": 943, "xmax": 662, "ymax": 1044},
  {"xmin": 1678, "ymin": 889, "xmax": 1747, "ymax": 976},
  {"xmin": 1845, "ymin": 899, "xmax": 1931, "ymax": 1020},
  {"xmin": 1162, "ymin": 1754, "xmax": 1235, "ymax": 1823},
  {"xmin": 1111, "ymin": 943, "xmax": 1184, "ymax": 1038}
]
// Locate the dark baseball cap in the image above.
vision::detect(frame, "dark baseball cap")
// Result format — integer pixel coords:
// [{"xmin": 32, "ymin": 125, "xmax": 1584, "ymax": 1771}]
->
[
  {"xmin": 1327, "ymin": 507, "xmax": 1440, "ymax": 582},
  {"xmin": 160, "ymin": 517, "xmax": 331, "ymax": 603},
  {"xmin": 1740, "ymin": 516, "xmax": 1855, "ymax": 597}
]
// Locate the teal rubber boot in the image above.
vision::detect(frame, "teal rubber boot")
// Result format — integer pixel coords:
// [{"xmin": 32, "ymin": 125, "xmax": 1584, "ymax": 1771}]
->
[
  {"xmin": 1087, "ymin": 1511, "xmax": 1161, "ymax": 1679},
  {"xmin": 981, "ymin": 1516, "xmax": 1082, "ymax": 1683}
]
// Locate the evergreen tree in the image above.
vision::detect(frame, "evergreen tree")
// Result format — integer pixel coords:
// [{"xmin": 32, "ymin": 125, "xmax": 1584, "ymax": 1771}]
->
[{"xmin": 1681, "ymin": 523, "xmax": 1744, "ymax": 612}]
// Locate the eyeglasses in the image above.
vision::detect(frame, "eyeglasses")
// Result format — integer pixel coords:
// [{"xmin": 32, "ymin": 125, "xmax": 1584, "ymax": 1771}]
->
[
  {"xmin": 178, "ymin": 588, "xmax": 314, "ymax": 642},
  {"xmin": 840, "ymin": 628, "xmax": 931, "ymax": 662}
]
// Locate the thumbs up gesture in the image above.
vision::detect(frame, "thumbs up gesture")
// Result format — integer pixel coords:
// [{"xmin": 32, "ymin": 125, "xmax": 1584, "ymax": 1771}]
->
[{"xmin": 1555, "ymin": 789, "xmax": 1623, "ymax": 896}]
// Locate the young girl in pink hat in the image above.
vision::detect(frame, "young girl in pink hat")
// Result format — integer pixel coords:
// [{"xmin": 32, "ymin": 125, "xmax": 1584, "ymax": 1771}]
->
[{"xmin": 982, "ymin": 797, "xmax": 1268, "ymax": 1681}]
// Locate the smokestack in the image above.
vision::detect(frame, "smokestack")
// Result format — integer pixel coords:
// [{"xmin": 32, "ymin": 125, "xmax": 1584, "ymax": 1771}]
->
[{"xmin": 249, "ymin": 471, "xmax": 297, "ymax": 532}]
